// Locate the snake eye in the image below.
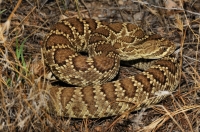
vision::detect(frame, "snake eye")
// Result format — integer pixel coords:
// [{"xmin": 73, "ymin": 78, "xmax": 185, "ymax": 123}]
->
[{"xmin": 162, "ymin": 47, "xmax": 167, "ymax": 51}]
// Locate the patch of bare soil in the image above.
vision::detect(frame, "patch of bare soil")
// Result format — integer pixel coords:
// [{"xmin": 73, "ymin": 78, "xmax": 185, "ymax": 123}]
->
[{"xmin": 0, "ymin": 0, "xmax": 200, "ymax": 131}]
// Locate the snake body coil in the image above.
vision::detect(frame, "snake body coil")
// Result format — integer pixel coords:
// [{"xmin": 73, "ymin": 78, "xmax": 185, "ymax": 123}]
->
[{"xmin": 43, "ymin": 18, "xmax": 180, "ymax": 118}]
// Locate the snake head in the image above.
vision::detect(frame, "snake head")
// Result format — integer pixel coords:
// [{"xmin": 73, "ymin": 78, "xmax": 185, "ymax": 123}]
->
[
  {"xmin": 119, "ymin": 38, "xmax": 176, "ymax": 60},
  {"xmin": 141, "ymin": 39, "xmax": 176, "ymax": 59}
]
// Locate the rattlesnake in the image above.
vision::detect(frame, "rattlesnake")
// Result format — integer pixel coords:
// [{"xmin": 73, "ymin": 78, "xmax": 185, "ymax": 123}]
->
[{"xmin": 43, "ymin": 17, "xmax": 180, "ymax": 118}]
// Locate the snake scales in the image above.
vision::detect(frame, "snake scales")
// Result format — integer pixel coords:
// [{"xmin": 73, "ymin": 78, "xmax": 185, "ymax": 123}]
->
[{"xmin": 43, "ymin": 18, "xmax": 180, "ymax": 118}]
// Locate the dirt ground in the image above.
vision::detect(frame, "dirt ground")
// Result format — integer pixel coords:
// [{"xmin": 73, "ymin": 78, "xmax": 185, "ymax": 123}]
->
[{"xmin": 0, "ymin": 0, "xmax": 200, "ymax": 131}]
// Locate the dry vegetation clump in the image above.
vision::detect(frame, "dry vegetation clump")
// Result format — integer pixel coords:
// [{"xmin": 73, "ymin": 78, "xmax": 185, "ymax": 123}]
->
[{"xmin": 0, "ymin": 0, "xmax": 200, "ymax": 131}]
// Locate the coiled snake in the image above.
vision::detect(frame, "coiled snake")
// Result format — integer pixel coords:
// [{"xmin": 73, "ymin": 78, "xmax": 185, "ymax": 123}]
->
[{"xmin": 43, "ymin": 18, "xmax": 180, "ymax": 118}]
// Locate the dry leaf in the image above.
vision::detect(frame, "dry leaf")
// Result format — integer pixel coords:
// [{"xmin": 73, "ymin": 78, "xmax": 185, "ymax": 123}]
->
[{"xmin": 165, "ymin": 0, "xmax": 178, "ymax": 9}]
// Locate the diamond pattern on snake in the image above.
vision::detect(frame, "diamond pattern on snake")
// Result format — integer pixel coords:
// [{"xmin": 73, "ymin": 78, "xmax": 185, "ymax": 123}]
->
[{"xmin": 43, "ymin": 17, "xmax": 180, "ymax": 118}]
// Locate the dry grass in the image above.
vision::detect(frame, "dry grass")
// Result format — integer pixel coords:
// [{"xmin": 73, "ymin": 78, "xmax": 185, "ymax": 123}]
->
[{"xmin": 0, "ymin": 0, "xmax": 200, "ymax": 131}]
